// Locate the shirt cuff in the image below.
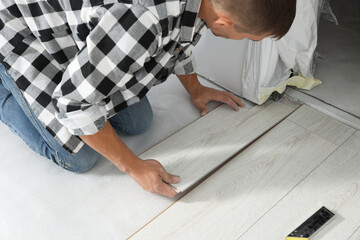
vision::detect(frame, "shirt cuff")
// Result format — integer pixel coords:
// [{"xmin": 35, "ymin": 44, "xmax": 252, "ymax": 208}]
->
[
  {"xmin": 173, "ymin": 54, "xmax": 196, "ymax": 75},
  {"xmin": 55, "ymin": 105, "xmax": 108, "ymax": 136}
]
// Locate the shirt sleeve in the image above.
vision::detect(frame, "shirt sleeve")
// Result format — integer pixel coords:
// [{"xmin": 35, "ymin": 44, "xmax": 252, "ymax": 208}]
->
[
  {"xmin": 52, "ymin": 3, "xmax": 161, "ymax": 136},
  {"xmin": 172, "ymin": 19, "xmax": 207, "ymax": 76}
]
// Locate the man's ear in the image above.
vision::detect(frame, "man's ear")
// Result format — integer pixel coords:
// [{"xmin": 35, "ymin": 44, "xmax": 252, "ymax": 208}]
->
[{"xmin": 213, "ymin": 16, "xmax": 233, "ymax": 28}]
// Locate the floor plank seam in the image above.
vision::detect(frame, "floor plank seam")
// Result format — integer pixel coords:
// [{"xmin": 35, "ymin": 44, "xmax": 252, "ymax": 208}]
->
[
  {"xmin": 127, "ymin": 196, "xmax": 185, "ymax": 239},
  {"xmin": 286, "ymin": 117, "xmax": 355, "ymax": 146},
  {"xmin": 236, "ymin": 132, "xmax": 346, "ymax": 240},
  {"xmin": 346, "ymin": 225, "xmax": 360, "ymax": 240}
]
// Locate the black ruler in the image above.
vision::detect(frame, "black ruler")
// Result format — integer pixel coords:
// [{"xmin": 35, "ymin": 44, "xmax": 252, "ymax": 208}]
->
[{"xmin": 286, "ymin": 206, "xmax": 335, "ymax": 240}]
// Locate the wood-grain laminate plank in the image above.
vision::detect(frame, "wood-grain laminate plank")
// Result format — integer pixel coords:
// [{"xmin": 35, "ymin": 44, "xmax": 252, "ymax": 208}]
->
[
  {"xmin": 130, "ymin": 120, "xmax": 338, "ymax": 240},
  {"xmin": 239, "ymin": 131, "xmax": 360, "ymax": 240},
  {"xmin": 287, "ymin": 105, "xmax": 355, "ymax": 145},
  {"xmin": 139, "ymin": 101, "xmax": 294, "ymax": 192}
]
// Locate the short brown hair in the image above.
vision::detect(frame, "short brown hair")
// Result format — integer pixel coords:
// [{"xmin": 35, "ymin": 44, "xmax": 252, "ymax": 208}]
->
[{"xmin": 210, "ymin": 0, "xmax": 297, "ymax": 39}]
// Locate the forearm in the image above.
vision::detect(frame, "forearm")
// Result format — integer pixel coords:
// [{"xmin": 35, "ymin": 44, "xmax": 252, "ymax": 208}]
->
[
  {"xmin": 177, "ymin": 73, "xmax": 202, "ymax": 96},
  {"xmin": 80, "ymin": 119, "xmax": 179, "ymax": 197},
  {"xmin": 79, "ymin": 120, "xmax": 138, "ymax": 173}
]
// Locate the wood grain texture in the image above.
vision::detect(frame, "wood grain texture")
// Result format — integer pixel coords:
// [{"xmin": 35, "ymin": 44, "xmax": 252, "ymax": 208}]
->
[
  {"xmin": 139, "ymin": 101, "xmax": 294, "ymax": 192},
  {"xmin": 288, "ymin": 105, "xmax": 355, "ymax": 145},
  {"xmin": 239, "ymin": 131, "xmax": 360, "ymax": 240},
  {"xmin": 130, "ymin": 120, "xmax": 338, "ymax": 240}
]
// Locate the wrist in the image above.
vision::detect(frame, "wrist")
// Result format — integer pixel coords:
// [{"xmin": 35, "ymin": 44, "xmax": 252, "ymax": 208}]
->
[
  {"xmin": 177, "ymin": 73, "xmax": 203, "ymax": 96},
  {"xmin": 121, "ymin": 156, "xmax": 142, "ymax": 175},
  {"xmin": 188, "ymin": 81, "xmax": 203, "ymax": 97}
]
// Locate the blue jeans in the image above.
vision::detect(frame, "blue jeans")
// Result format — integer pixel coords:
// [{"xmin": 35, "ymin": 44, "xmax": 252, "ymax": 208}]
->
[{"xmin": 0, "ymin": 63, "xmax": 153, "ymax": 172}]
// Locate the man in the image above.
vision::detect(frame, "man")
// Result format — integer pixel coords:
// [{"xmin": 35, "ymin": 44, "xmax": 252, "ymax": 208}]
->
[{"xmin": 0, "ymin": 0, "xmax": 296, "ymax": 198}]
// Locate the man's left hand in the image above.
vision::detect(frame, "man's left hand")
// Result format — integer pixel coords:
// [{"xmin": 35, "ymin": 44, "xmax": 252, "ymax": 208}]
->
[{"xmin": 190, "ymin": 85, "xmax": 245, "ymax": 116}]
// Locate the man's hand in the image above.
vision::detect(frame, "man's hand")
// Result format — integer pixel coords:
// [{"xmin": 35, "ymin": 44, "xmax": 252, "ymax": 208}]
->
[
  {"xmin": 80, "ymin": 121, "xmax": 179, "ymax": 198},
  {"xmin": 127, "ymin": 159, "xmax": 180, "ymax": 198},
  {"xmin": 177, "ymin": 73, "xmax": 245, "ymax": 116},
  {"xmin": 190, "ymin": 85, "xmax": 245, "ymax": 116}
]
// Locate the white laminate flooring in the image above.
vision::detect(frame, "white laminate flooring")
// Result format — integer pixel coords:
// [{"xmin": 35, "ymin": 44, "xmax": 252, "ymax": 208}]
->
[
  {"xmin": 300, "ymin": 20, "xmax": 360, "ymax": 118},
  {"xmin": 239, "ymin": 131, "xmax": 360, "ymax": 240},
  {"xmin": 139, "ymin": 101, "xmax": 295, "ymax": 192},
  {"xmin": 130, "ymin": 105, "xmax": 349, "ymax": 240}
]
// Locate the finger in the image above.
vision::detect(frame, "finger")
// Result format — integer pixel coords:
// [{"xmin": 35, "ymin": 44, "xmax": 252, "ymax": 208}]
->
[
  {"xmin": 214, "ymin": 94, "xmax": 239, "ymax": 111},
  {"xmin": 200, "ymin": 109, "xmax": 208, "ymax": 116},
  {"xmin": 171, "ymin": 173, "xmax": 181, "ymax": 183},
  {"xmin": 166, "ymin": 173, "xmax": 181, "ymax": 184},
  {"xmin": 159, "ymin": 170, "xmax": 180, "ymax": 184},
  {"xmin": 157, "ymin": 181, "xmax": 178, "ymax": 198},
  {"xmin": 223, "ymin": 92, "xmax": 245, "ymax": 107}
]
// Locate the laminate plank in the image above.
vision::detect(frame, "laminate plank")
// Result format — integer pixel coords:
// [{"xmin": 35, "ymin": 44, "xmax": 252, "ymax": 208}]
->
[
  {"xmin": 130, "ymin": 120, "xmax": 337, "ymax": 240},
  {"xmin": 139, "ymin": 101, "xmax": 294, "ymax": 192},
  {"xmin": 287, "ymin": 105, "xmax": 355, "ymax": 145},
  {"xmin": 239, "ymin": 132, "xmax": 360, "ymax": 240}
]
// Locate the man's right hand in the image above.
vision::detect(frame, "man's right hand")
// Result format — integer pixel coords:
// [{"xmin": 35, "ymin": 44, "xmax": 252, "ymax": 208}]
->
[
  {"xmin": 80, "ymin": 120, "xmax": 180, "ymax": 198},
  {"xmin": 127, "ymin": 159, "xmax": 180, "ymax": 198}
]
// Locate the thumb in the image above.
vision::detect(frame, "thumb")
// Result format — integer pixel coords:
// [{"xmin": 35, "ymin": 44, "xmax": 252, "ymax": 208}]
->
[{"xmin": 198, "ymin": 104, "xmax": 208, "ymax": 116}]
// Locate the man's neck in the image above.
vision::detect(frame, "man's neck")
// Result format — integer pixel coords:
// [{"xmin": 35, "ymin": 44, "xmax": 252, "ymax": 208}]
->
[
  {"xmin": 197, "ymin": 0, "xmax": 221, "ymax": 26},
  {"xmin": 198, "ymin": 0, "xmax": 210, "ymax": 22}
]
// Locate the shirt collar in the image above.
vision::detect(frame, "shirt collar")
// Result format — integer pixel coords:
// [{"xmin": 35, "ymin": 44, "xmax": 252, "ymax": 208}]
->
[{"xmin": 180, "ymin": 0, "xmax": 203, "ymax": 43}]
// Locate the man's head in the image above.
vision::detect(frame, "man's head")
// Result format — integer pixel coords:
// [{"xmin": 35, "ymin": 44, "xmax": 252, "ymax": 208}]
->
[{"xmin": 198, "ymin": 0, "xmax": 296, "ymax": 41}]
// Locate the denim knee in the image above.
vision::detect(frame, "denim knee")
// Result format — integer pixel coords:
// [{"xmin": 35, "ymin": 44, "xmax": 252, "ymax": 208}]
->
[
  {"xmin": 54, "ymin": 145, "xmax": 101, "ymax": 173},
  {"xmin": 55, "ymin": 154, "xmax": 98, "ymax": 173},
  {"xmin": 128, "ymin": 104, "xmax": 153, "ymax": 135},
  {"xmin": 109, "ymin": 96, "xmax": 153, "ymax": 136}
]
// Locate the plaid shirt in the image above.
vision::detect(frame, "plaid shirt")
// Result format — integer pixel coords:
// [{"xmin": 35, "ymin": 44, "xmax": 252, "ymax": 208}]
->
[{"xmin": 0, "ymin": 0, "xmax": 207, "ymax": 154}]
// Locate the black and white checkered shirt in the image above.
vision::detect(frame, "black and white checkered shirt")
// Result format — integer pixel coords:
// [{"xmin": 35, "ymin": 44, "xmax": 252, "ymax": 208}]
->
[{"xmin": 0, "ymin": 0, "xmax": 207, "ymax": 153}]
